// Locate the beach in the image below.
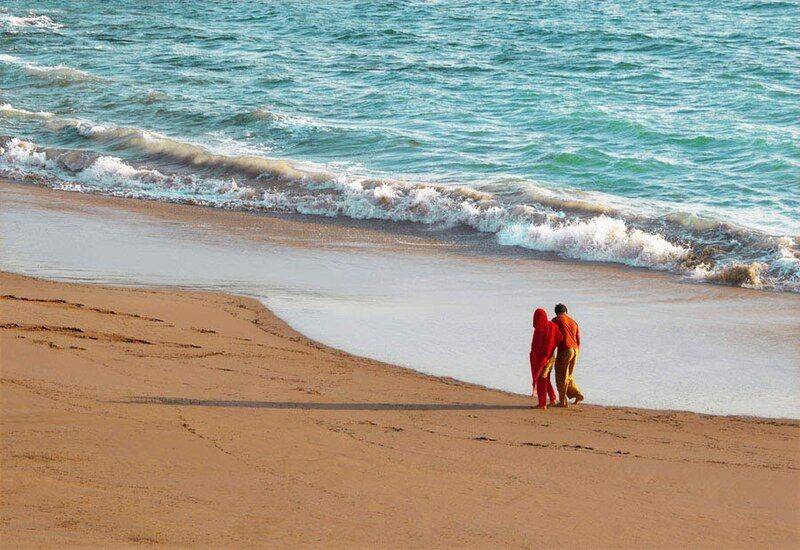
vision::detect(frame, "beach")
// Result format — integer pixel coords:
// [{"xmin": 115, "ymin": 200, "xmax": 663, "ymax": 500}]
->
[
  {"xmin": 2, "ymin": 269, "xmax": 798, "ymax": 547},
  {"xmin": 2, "ymin": 1, "xmax": 799, "ymax": 545}
]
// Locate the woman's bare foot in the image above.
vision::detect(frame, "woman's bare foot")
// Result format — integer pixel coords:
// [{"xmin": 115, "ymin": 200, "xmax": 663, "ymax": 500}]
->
[
  {"xmin": 536, "ymin": 404, "xmax": 547, "ymax": 410},
  {"xmin": 573, "ymin": 396, "xmax": 584, "ymax": 405}
]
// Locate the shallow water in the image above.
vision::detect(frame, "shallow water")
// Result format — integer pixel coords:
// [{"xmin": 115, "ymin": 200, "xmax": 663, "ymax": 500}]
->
[
  {"xmin": 1, "ymin": 1, "xmax": 798, "ymax": 290},
  {"xmin": 2, "ymin": 184, "xmax": 798, "ymax": 418}
]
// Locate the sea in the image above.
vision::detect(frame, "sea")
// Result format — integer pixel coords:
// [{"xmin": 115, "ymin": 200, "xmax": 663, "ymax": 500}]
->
[{"xmin": 1, "ymin": 0, "xmax": 799, "ymax": 291}]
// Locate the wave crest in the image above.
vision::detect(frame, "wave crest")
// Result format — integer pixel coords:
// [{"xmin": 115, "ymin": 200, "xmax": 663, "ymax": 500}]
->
[
  {"xmin": 0, "ymin": 55, "xmax": 98, "ymax": 84},
  {"xmin": 0, "ymin": 103, "xmax": 55, "ymax": 121}
]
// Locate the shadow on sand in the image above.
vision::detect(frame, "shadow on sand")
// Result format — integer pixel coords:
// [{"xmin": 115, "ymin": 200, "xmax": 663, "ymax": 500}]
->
[{"xmin": 117, "ymin": 396, "xmax": 532, "ymax": 411}]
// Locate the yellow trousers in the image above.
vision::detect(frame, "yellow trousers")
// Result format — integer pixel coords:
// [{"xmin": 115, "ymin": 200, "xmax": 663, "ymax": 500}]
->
[{"xmin": 554, "ymin": 347, "xmax": 583, "ymax": 405}]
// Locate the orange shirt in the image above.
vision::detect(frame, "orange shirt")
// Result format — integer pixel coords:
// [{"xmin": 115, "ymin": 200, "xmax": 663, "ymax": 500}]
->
[{"xmin": 552, "ymin": 313, "xmax": 580, "ymax": 350}]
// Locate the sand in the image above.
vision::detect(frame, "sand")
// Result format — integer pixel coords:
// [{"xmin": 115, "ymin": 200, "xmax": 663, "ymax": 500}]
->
[{"xmin": 1, "ymin": 270, "xmax": 798, "ymax": 548}]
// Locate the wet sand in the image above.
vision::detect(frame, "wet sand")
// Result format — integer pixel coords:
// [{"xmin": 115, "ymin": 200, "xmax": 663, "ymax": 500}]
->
[
  {"xmin": 2, "ymin": 181, "xmax": 798, "ymax": 418},
  {"xmin": 1, "ymin": 270, "xmax": 798, "ymax": 547}
]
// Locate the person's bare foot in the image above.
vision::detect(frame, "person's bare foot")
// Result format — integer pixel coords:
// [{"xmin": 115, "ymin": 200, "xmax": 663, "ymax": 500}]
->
[
  {"xmin": 536, "ymin": 404, "xmax": 547, "ymax": 410},
  {"xmin": 553, "ymin": 402, "xmax": 568, "ymax": 408},
  {"xmin": 573, "ymin": 396, "xmax": 584, "ymax": 405}
]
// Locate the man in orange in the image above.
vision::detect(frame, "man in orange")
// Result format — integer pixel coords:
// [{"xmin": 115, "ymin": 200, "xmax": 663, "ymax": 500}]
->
[{"xmin": 552, "ymin": 303, "xmax": 584, "ymax": 407}]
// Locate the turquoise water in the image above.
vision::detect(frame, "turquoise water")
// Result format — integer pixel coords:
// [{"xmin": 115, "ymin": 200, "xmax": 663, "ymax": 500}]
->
[{"xmin": 1, "ymin": 1, "xmax": 798, "ymax": 290}]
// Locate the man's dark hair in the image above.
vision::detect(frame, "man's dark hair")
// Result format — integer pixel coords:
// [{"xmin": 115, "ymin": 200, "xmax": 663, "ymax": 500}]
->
[{"xmin": 554, "ymin": 303, "xmax": 568, "ymax": 315}]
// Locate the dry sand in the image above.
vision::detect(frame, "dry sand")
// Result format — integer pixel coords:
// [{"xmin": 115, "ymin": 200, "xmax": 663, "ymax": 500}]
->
[{"xmin": 1, "ymin": 271, "xmax": 798, "ymax": 548}]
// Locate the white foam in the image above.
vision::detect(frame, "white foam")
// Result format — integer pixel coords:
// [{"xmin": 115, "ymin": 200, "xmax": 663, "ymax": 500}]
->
[
  {"xmin": 75, "ymin": 122, "xmax": 110, "ymax": 137},
  {"xmin": 82, "ymin": 156, "xmax": 154, "ymax": 181},
  {"xmin": 497, "ymin": 215, "xmax": 690, "ymax": 268},
  {"xmin": 80, "ymin": 155, "xmax": 260, "ymax": 202},
  {"xmin": 0, "ymin": 138, "xmax": 48, "ymax": 168},
  {"xmin": 248, "ymin": 108, "xmax": 331, "ymax": 131},
  {"xmin": 0, "ymin": 11, "xmax": 63, "ymax": 31},
  {"xmin": 0, "ymin": 143, "xmax": 262, "ymax": 205}
]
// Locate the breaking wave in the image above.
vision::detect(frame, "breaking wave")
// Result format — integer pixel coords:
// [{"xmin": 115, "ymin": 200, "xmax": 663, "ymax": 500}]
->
[
  {"xmin": 497, "ymin": 217, "xmax": 689, "ymax": 268},
  {"xmin": 0, "ymin": 127, "xmax": 797, "ymax": 292},
  {"xmin": 38, "ymin": 117, "xmax": 311, "ymax": 181}
]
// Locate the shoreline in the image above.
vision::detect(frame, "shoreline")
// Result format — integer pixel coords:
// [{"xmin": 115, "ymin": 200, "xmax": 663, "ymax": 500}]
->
[
  {"xmin": 2, "ymin": 176, "xmax": 796, "ymax": 295},
  {"xmin": 2, "ymin": 129, "xmax": 797, "ymax": 293},
  {"xmin": 0, "ymin": 270, "xmax": 792, "ymax": 424},
  {"xmin": 2, "ymin": 180, "xmax": 799, "ymax": 419},
  {"xmin": 1, "ymin": 270, "xmax": 798, "ymax": 547}
]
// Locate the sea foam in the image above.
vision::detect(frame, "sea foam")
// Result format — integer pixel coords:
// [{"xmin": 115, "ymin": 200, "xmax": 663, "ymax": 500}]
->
[
  {"xmin": 497, "ymin": 216, "xmax": 690, "ymax": 268},
  {"xmin": 0, "ymin": 11, "xmax": 63, "ymax": 31}
]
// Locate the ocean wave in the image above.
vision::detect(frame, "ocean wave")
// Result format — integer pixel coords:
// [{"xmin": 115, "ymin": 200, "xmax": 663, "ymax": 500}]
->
[
  {"xmin": 0, "ymin": 131, "xmax": 797, "ymax": 292},
  {"xmin": 0, "ymin": 136, "xmax": 687, "ymax": 271},
  {"xmin": 0, "ymin": 103, "xmax": 56, "ymax": 121},
  {"xmin": 0, "ymin": 137, "xmax": 259, "ymax": 201},
  {"xmin": 62, "ymin": 120, "xmax": 312, "ymax": 181},
  {"xmin": 0, "ymin": 11, "xmax": 63, "ymax": 31},
  {"xmin": 0, "ymin": 54, "xmax": 98, "ymax": 84}
]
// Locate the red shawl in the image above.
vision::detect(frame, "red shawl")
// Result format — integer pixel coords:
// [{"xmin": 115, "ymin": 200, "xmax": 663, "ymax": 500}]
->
[{"xmin": 530, "ymin": 308, "xmax": 562, "ymax": 370}]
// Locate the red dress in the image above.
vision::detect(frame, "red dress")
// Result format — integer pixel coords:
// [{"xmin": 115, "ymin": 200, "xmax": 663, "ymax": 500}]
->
[{"xmin": 530, "ymin": 308, "xmax": 561, "ymax": 407}]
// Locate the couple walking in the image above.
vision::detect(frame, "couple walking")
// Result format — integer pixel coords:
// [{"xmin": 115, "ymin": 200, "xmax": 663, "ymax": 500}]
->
[{"xmin": 529, "ymin": 303, "xmax": 584, "ymax": 409}]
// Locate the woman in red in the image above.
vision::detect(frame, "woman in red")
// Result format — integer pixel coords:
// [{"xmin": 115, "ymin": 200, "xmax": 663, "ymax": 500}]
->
[{"xmin": 530, "ymin": 308, "xmax": 562, "ymax": 409}]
